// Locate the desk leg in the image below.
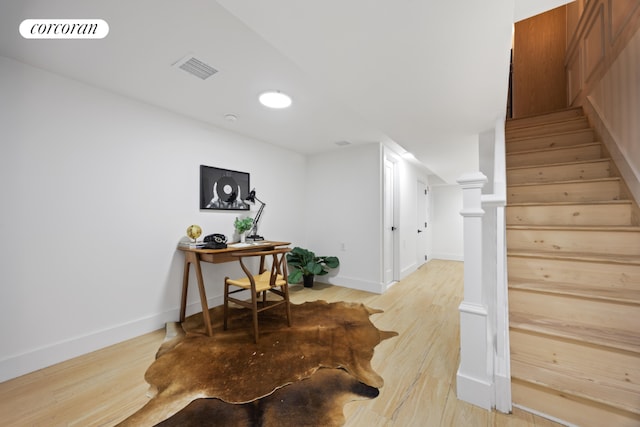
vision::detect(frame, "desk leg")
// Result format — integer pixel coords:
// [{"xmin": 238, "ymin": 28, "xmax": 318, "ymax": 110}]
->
[
  {"xmin": 179, "ymin": 257, "xmax": 191, "ymax": 323},
  {"xmin": 182, "ymin": 252, "xmax": 214, "ymax": 337}
]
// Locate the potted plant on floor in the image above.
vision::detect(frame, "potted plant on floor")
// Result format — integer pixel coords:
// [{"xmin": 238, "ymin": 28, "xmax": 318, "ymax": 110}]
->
[{"xmin": 286, "ymin": 246, "xmax": 340, "ymax": 288}]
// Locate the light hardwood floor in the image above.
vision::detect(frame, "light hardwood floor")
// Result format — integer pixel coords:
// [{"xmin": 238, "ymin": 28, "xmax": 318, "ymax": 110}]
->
[{"xmin": 0, "ymin": 260, "xmax": 564, "ymax": 426}]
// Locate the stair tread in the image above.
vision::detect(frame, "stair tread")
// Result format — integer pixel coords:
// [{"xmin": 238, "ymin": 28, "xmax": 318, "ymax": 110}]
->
[
  {"xmin": 506, "ymin": 157, "xmax": 611, "ymax": 171},
  {"xmin": 508, "ymin": 249, "xmax": 640, "ymax": 265},
  {"xmin": 509, "ymin": 279, "xmax": 640, "ymax": 305},
  {"xmin": 508, "ymin": 176, "xmax": 621, "ymax": 188},
  {"xmin": 506, "ymin": 106, "xmax": 583, "ymax": 123},
  {"xmin": 510, "ymin": 360, "xmax": 640, "ymax": 415},
  {"xmin": 507, "ymin": 224, "xmax": 640, "ymax": 232},
  {"xmin": 507, "ymin": 114, "xmax": 588, "ymax": 129},
  {"xmin": 506, "ymin": 126, "xmax": 594, "ymax": 143},
  {"xmin": 506, "ymin": 142, "xmax": 601, "ymax": 157},
  {"xmin": 508, "ymin": 200, "xmax": 633, "ymax": 207},
  {"xmin": 509, "ymin": 312, "xmax": 640, "ymax": 354},
  {"xmin": 506, "ymin": 107, "xmax": 585, "ymax": 129}
]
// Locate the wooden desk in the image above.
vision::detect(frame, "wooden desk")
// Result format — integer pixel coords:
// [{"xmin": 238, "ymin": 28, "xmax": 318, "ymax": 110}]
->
[{"xmin": 178, "ymin": 241, "xmax": 290, "ymax": 336}]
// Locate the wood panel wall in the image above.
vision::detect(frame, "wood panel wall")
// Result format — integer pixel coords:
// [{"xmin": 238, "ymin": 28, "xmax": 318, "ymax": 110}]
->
[
  {"xmin": 512, "ymin": 6, "xmax": 568, "ymax": 118},
  {"xmin": 566, "ymin": 0, "xmax": 640, "ymax": 107}
]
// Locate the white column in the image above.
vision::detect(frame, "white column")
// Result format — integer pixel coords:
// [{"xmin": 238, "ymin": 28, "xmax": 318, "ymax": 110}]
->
[{"xmin": 456, "ymin": 172, "xmax": 494, "ymax": 410}]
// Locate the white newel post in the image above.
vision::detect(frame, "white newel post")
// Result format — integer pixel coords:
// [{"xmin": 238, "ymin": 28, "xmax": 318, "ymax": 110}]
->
[{"xmin": 456, "ymin": 172, "xmax": 494, "ymax": 409}]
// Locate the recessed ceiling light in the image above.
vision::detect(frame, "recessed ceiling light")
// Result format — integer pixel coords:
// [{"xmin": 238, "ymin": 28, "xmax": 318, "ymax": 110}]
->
[{"xmin": 259, "ymin": 91, "xmax": 292, "ymax": 109}]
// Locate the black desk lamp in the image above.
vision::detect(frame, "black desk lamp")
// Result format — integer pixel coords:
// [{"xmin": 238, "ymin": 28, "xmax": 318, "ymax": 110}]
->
[{"xmin": 244, "ymin": 188, "xmax": 265, "ymax": 241}]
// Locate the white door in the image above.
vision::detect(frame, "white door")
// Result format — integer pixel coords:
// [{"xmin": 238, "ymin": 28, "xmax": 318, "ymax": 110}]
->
[
  {"xmin": 417, "ymin": 180, "xmax": 428, "ymax": 266},
  {"xmin": 383, "ymin": 157, "xmax": 396, "ymax": 285}
]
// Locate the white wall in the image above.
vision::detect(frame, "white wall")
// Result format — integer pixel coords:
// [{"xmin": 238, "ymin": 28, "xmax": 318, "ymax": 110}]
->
[
  {"xmin": 430, "ymin": 184, "xmax": 464, "ymax": 261},
  {"xmin": 304, "ymin": 144, "xmax": 430, "ymax": 293},
  {"xmin": 587, "ymin": 29, "xmax": 640, "ymax": 203},
  {"xmin": 304, "ymin": 144, "xmax": 383, "ymax": 292},
  {"xmin": 0, "ymin": 56, "xmax": 307, "ymax": 381}
]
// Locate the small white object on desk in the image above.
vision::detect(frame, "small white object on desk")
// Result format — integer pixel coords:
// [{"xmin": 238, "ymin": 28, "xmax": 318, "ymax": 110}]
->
[{"xmin": 228, "ymin": 241, "xmax": 269, "ymax": 248}]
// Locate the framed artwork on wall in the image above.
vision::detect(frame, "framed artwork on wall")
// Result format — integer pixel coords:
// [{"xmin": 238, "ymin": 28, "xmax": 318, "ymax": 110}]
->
[{"xmin": 200, "ymin": 165, "xmax": 250, "ymax": 210}]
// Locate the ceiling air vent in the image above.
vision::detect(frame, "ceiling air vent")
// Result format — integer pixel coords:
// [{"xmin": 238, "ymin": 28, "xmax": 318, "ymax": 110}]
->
[{"xmin": 173, "ymin": 54, "xmax": 218, "ymax": 80}]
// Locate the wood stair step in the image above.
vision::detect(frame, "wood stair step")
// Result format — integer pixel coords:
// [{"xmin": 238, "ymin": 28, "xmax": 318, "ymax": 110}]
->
[
  {"xmin": 508, "ymin": 251, "xmax": 640, "ymax": 289},
  {"xmin": 511, "ymin": 329, "xmax": 640, "ymax": 401},
  {"xmin": 509, "ymin": 279, "xmax": 640, "ymax": 304},
  {"xmin": 506, "ymin": 225, "xmax": 640, "ymax": 256},
  {"xmin": 508, "ymin": 249, "xmax": 640, "ymax": 266},
  {"xmin": 509, "ymin": 311, "xmax": 640, "ymax": 354},
  {"xmin": 506, "ymin": 128, "xmax": 596, "ymax": 153},
  {"xmin": 509, "ymin": 289, "xmax": 640, "ymax": 340},
  {"xmin": 506, "ymin": 143, "xmax": 602, "ymax": 168},
  {"xmin": 510, "ymin": 328, "xmax": 640, "ymax": 414},
  {"xmin": 508, "ymin": 177, "xmax": 622, "ymax": 203},
  {"xmin": 507, "ymin": 158, "xmax": 611, "ymax": 184},
  {"xmin": 510, "ymin": 359, "xmax": 640, "ymax": 416},
  {"xmin": 506, "ymin": 107, "xmax": 584, "ymax": 130},
  {"xmin": 506, "ymin": 116, "xmax": 590, "ymax": 139},
  {"xmin": 506, "ymin": 200, "xmax": 634, "ymax": 226},
  {"xmin": 511, "ymin": 378, "xmax": 640, "ymax": 427}
]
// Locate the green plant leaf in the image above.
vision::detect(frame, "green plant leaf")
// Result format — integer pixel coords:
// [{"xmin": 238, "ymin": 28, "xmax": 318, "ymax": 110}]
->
[
  {"xmin": 289, "ymin": 269, "xmax": 302, "ymax": 284},
  {"xmin": 324, "ymin": 257, "xmax": 340, "ymax": 268},
  {"xmin": 234, "ymin": 217, "xmax": 253, "ymax": 233},
  {"xmin": 286, "ymin": 247, "xmax": 339, "ymax": 281}
]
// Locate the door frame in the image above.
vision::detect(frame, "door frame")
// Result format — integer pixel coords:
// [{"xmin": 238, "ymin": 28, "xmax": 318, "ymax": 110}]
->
[
  {"xmin": 383, "ymin": 150, "xmax": 400, "ymax": 287},
  {"xmin": 416, "ymin": 179, "xmax": 429, "ymax": 267}
]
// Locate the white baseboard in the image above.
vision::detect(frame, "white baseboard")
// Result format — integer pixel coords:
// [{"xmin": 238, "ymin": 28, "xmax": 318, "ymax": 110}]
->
[
  {"xmin": 0, "ymin": 297, "xmax": 221, "ymax": 383},
  {"xmin": 456, "ymin": 370, "xmax": 494, "ymax": 410},
  {"xmin": 400, "ymin": 262, "xmax": 418, "ymax": 279},
  {"xmin": 323, "ymin": 275, "xmax": 385, "ymax": 294},
  {"xmin": 431, "ymin": 253, "xmax": 464, "ymax": 261}
]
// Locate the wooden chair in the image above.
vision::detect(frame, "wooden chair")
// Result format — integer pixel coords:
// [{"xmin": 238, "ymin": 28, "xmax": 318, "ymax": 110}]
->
[{"xmin": 224, "ymin": 248, "xmax": 292, "ymax": 343}]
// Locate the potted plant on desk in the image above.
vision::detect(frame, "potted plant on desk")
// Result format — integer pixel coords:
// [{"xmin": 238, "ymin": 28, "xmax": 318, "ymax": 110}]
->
[
  {"xmin": 234, "ymin": 217, "xmax": 253, "ymax": 243},
  {"xmin": 286, "ymin": 246, "xmax": 340, "ymax": 288}
]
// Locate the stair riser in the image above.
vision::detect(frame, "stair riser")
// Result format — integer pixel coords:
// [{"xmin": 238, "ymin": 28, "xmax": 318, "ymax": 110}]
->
[
  {"xmin": 508, "ymin": 180, "xmax": 621, "ymax": 203},
  {"xmin": 509, "ymin": 290, "xmax": 639, "ymax": 334},
  {"xmin": 507, "ymin": 256, "xmax": 640, "ymax": 289},
  {"xmin": 506, "ymin": 144, "xmax": 602, "ymax": 168},
  {"xmin": 510, "ymin": 330, "xmax": 640, "ymax": 394},
  {"xmin": 506, "ymin": 129, "xmax": 595, "ymax": 153},
  {"xmin": 507, "ymin": 229, "xmax": 640, "ymax": 256},
  {"xmin": 506, "ymin": 118, "xmax": 590, "ymax": 139},
  {"xmin": 506, "ymin": 203, "xmax": 633, "ymax": 226},
  {"xmin": 506, "ymin": 108, "xmax": 584, "ymax": 129},
  {"xmin": 507, "ymin": 160, "xmax": 611, "ymax": 184},
  {"xmin": 509, "ymin": 279, "xmax": 640, "ymax": 305},
  {"xmin": 512, "ymin": 380, "xmax": 640, "ymax": 427}
]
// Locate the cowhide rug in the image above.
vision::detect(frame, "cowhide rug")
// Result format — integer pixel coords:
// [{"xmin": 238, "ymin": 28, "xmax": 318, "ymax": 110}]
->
[{"xmin": 118, "ymin": 300, "xmax": 397, "ymax": 426}]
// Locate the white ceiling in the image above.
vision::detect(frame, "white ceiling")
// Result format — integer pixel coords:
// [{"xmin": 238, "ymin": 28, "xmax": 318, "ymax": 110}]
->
[{"xmin": 0, "ymin": 0, "xmax": 570, "ymax": 183}]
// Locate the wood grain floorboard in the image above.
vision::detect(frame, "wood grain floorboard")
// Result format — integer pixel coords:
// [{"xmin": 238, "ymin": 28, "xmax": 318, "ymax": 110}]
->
[{"xmin": 0, "ymin": 260, "xmax": 564, "ymax": 426}]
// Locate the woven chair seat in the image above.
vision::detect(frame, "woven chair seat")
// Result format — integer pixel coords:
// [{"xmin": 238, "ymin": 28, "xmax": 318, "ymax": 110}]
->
[{"xmin": 226, "ymin": 272, "xmax": 286, "ymax": 292}]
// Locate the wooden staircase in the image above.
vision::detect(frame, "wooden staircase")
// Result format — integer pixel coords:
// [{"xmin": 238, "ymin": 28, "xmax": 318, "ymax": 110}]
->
[{"xmin": 505, "ymin": 107, "xmax": 640, "ymax": 426}]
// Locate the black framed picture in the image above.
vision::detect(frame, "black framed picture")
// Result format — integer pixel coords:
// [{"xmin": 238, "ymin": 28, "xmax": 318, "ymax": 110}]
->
[{"xmin": 200, "ymin": 165, "xmax": 250, "ymax": 210}]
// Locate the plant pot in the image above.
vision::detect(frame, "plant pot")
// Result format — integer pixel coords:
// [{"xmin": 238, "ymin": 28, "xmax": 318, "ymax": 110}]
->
[{"xmin": 303, "ymin": 274, "xmax": 315, "ymax": 288}]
